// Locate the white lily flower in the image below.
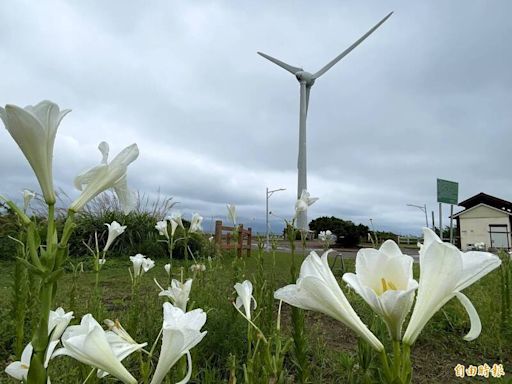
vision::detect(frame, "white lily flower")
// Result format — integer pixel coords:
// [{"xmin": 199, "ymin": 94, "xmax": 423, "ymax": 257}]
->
[
  {"xmin": 5, "ymin": 341, "xmax": 59, "ymax": 382},
  {"xmin": 22, "ymin": 189, "xmax": 36, "ymax": 211},
  {"xmin": 227, "ymin": 204, "xmax": 237, "ymax": 225},
  {"xmin": 319, "ymin": 230, "xmax": 335, "ymax": 241},
  {"xmin": 70, "ymin": 141, "xmax": 139, "ymax": 213},
  {"xmin": 143, "ymin": 257, "xmax": 155, "ymax": 273},
  {"xmin": 318, "ymin": 230, "xmax": 328, "ymax": 241},
  {"xmin": 294, "ymin": 190, "xmax": 318, "ymax": 230},
  {"xmin": 169, "ymin": 218, "xmax": 179, "ymax": 236},
  {"xmin": 150, "ymin": 303, "xmax": 207, "ymax": 384},
  {"xmin": 5, "ymin": 306, "xmax": 70, "ymax": 380},
  {"xmin": 159, "ymin": 279, "xmax": 193, "ymax": 311},
  {"xmin": 155, "ymin": 220, "xmax": 169, "ymax": 240},
  {"xmin": 234, "ymin": 280, "xmax": 257, "ymax": 320},
  {"xmin": 168, "ymin": 211, "xmax": 184, "ymax": 230},
  {"xmin": 99, "ymin": 319, "xmax": 147, "ymax": 379},
  {"xmin": 190, "ymin": 263, "xmax": 206, "ymax": 273},
  {"xmin": 274, "ymin": 250, "xmax": 384, "ymax": 351},
  {"xmin": 164, "ymin": 263, "xmax": 171, "ymax": 276},
  {"xmin": 5, "ymin": 342, "xmax": 32, "ymax": 381},
  {"xmin": 294, "ymin": 189, "xmax": 318, "ymax": 214},
  {"xmin": 189, "ymin": 213, "xmax": 203, "ymax": 233},
  {"xmin": 130, "ymin": 254, "xmax": 145, "ymax": 277},
  {"xmin": 342, "ymin": 240, "xmax": 418, "ymax": 340},
  {"xmin": 130, "ymin": 254, "xmax": 154, "ymax": 277},
  {"xmin": 52, "ymin": 314, "xmax": 137, "ymax": 384},
  {"xmin": 0, "ymin": 101, "xmax": 71, "ymax": 205},
  {"xmin": 49, "ymin": 307, "xmax": 74, "ymax": 342},
  {"xmin": 403, "ymin": 227, "xmax": 501, "ymax": 345},
  {"xmin": 104, "ymin": 221, "xmax": 127, "ymax": 252},
  {"xmin": 319, "ymin": 230, "xmax": 337, "ymax": 246}
]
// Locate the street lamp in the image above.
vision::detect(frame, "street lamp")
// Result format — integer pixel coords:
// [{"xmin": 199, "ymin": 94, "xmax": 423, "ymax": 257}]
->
[
  {"xmin": 406, "ymin": 203, "xmax": 429, "ymax": 228},
  {"xmin": 266, "ymin": 187, "xmax": 286, "ymax": 249}
]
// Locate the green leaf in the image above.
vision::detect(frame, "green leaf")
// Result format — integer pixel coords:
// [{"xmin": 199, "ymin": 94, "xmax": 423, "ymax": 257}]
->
[
  {"xmin": 15, "ymin": 257, "xmax": 44, "ymax": 276},
  {"xmin": 44, "ymin": 269, "xmax": 64, "ymax": 285}
]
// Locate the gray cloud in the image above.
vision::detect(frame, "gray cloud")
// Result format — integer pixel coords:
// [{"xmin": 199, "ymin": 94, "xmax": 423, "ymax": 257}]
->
[{"xmin": 1, "ymin": 0, "xmax": 511, "ymax": 236}]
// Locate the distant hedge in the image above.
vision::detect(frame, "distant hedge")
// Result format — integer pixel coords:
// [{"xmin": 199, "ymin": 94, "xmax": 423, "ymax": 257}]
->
[
  {"xmin": 309, "ymin": 216, "xmax": 369, "ymax": 247},
  {"xmin": 0, "ymin": 210, "xmax": 217, "ymax": 261}
]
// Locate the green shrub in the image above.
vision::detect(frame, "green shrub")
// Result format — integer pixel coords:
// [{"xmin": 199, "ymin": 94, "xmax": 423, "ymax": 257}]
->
[{"xmin": 68, "ymin": 211, "xmax": 214, "ymax": 260}]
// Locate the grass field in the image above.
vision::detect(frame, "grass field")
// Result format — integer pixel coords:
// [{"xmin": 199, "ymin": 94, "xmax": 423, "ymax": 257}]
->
[{"xmin": 0, "ymin": 247, "xmax": 510, "ymax": 383}]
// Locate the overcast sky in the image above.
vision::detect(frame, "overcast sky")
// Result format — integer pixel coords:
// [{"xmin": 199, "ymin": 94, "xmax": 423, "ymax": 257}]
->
[{"xmin": 1, "ymin": 1, "xmax": 511, "ymax": 235}]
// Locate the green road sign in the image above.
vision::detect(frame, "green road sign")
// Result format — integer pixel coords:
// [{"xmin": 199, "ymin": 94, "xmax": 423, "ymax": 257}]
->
[{"xmin": 437, "ymin": 179, "xmax": 458, "ymax": 205}]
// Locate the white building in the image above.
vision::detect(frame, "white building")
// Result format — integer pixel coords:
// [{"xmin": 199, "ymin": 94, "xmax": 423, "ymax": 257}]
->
[{"xmin": 453, "ymin": 193, "xmax": 512, "ymax": 251}]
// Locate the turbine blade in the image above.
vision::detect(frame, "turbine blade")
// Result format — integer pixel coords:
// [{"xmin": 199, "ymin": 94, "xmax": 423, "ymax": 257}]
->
[
  {"xmin": 257, "ymin": 51, "xmax": 303, "ymax": 75},
  {"xmin": 312, "ymin": 11, "xmax": 393, "ymax": 79}
]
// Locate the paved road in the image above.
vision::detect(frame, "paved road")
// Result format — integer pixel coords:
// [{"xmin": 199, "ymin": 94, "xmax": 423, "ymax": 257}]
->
[{"xmin": 255, "ymin": 244, "xmax": 420, "ymax": 260}]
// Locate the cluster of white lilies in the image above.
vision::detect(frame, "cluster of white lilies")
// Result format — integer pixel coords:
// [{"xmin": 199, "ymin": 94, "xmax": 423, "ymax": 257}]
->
[
  {"xmin": 6, "ymin": 303, "xmax": 206, "ymax": 384},
  {"xmin": 275, "ymin": 227, "xmax": 501, "ymax": 346},
  {"xmin": 0, "ymin": 101, "xmax": 211, "ymax": 383},
  {"xmin": 0, "ymin": 100, "xmax": 503, "ymax": 383}
]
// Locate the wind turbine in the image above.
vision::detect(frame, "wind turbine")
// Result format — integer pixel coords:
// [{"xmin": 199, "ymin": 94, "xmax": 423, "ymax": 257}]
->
[{"xmin": 258, "ymin": 12, "xmax": 393, "ymax": 230}]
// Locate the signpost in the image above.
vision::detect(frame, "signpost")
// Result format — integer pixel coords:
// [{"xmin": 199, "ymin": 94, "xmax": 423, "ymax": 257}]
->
[{"xmin": 436, "ymin": 179, "xmax": 458, "ymax": 242}]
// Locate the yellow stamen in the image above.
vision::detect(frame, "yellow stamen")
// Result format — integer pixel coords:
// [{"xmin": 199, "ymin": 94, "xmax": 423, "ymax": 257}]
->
[
  {"xmin": 380, "ymin": 278, "xmax": 397, "ymax": 293},
  {"xmin": 381, "ymin": 278, "xmax": 388, "ymax": 292}
]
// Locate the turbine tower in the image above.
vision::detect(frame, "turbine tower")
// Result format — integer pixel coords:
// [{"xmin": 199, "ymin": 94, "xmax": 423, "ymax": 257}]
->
[{"xmin": 258, "ymin": 12, "xmax": 393, "ymax": 230}]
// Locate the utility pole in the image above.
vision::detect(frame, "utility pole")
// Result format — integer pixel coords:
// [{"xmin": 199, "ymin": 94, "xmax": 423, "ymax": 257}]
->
[
  {"xmin": 406, "ymin": 203, "xmax": 428, "ymax": 228},
  {"xmin": 266, "ymin": 187, "xmax": 286, "ymax": 249}
]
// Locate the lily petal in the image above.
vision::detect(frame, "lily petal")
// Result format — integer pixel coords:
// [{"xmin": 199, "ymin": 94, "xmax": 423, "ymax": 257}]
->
[
  {"xmin": 455, "ymin": 292, "xmax": 482, "ymax": 341},
  {"xmin": 113, "ymin": 175, "xmax": 136, "ymax": 214},
  {"xmin": 457, "ymin": 251, "xmax": 502, "ymax": 292},
  {"xmin": 176, "ymin": 351, "xmax": 193, "ymax": 384},
  {"xmin": 403, "ymin": 241, "xmax": 462, "ymax": 345},
  {"xmin": 403, "ymin": 227, "xmax": 500, "ymax": 345}
]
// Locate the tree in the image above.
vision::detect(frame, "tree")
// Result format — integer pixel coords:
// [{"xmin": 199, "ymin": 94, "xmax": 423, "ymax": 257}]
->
[{"xmin": 309, "ymin": 216, "xmax": 369, "ymax": 247}]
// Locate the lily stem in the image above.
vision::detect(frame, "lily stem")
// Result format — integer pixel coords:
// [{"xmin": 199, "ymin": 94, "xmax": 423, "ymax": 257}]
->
[
  {"xmin": 93, "ymin": 263, "xmax": 101, "ymax": 318},
  {"xmin": 379, "ymin": 349, "xmax": 392, "ymax": 383},
  {"xmin": 27, "ymin": 282, "xmax": 53, "ymax": 384},
  {"xmin": 401, "ymin": 343, "xmax": 412, "ymax": 383},
  {"xmin": 82, "ymin": 368, "xmax": 97, "ymax": 384},
  {"xmin": 46, "ymin": 203, "xmax": 55, "ymax": 254},
  {"xmin": 392, "ymin": 340, "xmax": 401, "ymax": 379}
]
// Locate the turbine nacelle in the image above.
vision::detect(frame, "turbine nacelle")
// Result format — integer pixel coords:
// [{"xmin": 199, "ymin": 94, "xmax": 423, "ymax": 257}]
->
[{"xmin": 295, "ymin": 71, "xmax": 316, "ymax": 86}]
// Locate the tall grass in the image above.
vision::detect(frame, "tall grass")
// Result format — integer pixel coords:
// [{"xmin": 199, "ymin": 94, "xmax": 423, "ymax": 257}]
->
[{"xmin": 0, "ymin": 247, "xmax": 510, "ymax": 383}]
